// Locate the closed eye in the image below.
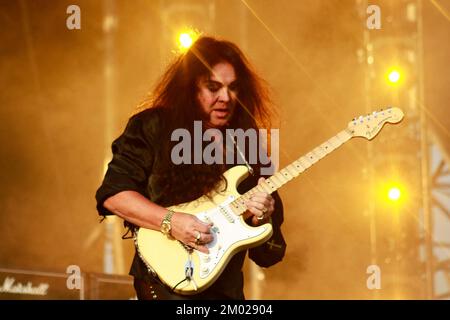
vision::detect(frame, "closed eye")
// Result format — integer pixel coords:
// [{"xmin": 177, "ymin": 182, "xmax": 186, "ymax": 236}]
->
[
  {"xmin": 228, "ymin": 82, "xmax": 239, "ymax": 92},
  {"xmin": 207, "ymin": 83, "xmax": 221, "ymax": 92},
  {"xmin": 204, "ymin": 80, "xmax": 238, "ymax": 93}
]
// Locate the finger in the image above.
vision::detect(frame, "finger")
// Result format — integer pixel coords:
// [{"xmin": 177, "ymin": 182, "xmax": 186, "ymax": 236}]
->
[
  {"xmin": 192, "ymin": 230, "xmax": 214, "ymax": 245},
  {"xmin": 258, "ymin": 177, "xmax": 266, "ymax": 185},
  {"xmin": 201, "ymin": 233, "xmax": 214, "ymax": 244},
  {"xmin": 251, "ymin": 192, "xmax": 270, "ymax": 199},
  {"xmin": 197, "ymin": 245, "xmax": 209, "ymax": 254},
  {"xmin": 265, "ymin": 200, "xmax": 274, "ymax": 211},
  {"xmin": 195, "ymin": 223, "xmax": 213, "ymax": 234},
  {"xmin": 246, "ymin": 205, "xmax": 266, "ymax": 217},
  {"xmin": 250, "ymin": 193, "xmax": 272, "ymax": 205},
  {"xmin": 245, "ymin": 200, "xmax": 266, "ymax": 212},
  {"xmin": 194, "ymin": 217, "xmax": 213, "ymax": 232},
  {"xmin": 270, "ymin": 197, "xmax": 275, "ymax": 206},
  {"xmin": 190, "ymin": 242, "xmax": 209, "ymax": 254}
]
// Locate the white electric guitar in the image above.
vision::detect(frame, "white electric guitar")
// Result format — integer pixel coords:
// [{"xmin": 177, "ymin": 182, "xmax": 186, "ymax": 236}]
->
[{"xmin": 135, "ymin": 107, "xmax": 404, "ymax": 295}]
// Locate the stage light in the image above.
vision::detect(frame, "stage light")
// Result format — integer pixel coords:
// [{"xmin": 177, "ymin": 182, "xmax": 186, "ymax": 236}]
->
[
  {"xmin": 179, "ymin": 33, "xmax": 193, "ymax": 49},
  {"xmin": 387, "ymin": 69, "xmax": 401, "ymax": 84},
  {"xmin": 177, "ymin": 30, "xmax": 199, "ymax": 51},
  {"xmin": 376, "ymin": 180, "xmax": 408, "ymax": 209},
  {"xmin": 388, "ymin": 187, "xmax": 401, "ymax": 201}
]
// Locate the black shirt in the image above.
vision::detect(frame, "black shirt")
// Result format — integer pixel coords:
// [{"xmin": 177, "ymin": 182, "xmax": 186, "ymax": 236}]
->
[{"xmin": 95, "ymin": 108, "xmax": 287, "ymax": 299}]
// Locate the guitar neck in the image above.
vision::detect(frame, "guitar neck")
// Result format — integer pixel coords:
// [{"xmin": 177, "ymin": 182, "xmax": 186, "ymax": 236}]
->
[{"xmin": 230, "ymin": 128, "xmax": 353, "ymax": 215}]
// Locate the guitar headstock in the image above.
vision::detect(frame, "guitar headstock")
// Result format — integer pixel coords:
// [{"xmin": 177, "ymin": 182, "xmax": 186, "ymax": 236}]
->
[{"xmin": 348, "ymin": 107, "xmax": 404, "ymax": 140}]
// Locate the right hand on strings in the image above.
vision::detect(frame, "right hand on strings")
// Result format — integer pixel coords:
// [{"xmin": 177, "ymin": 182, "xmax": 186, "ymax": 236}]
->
[{"xmin": 170, "ymin": 212, "xmax": 213, "ymax": 254}]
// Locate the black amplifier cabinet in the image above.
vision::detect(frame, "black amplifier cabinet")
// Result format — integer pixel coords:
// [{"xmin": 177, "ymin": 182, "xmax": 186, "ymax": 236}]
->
[
  {"xmin": 0, "ymin": 268, "xmax": 136, "ymax": 300},
  {"xmin": 88, "ymin": 272, "xmax": 135, "ymax": 300},
  {"xmin": 0, "ymin": 267, "xmax": 84, "ymax": 300}
]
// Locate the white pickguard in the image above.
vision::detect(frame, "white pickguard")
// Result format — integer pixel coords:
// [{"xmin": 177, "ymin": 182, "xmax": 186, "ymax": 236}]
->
[{"xmin": 193, "ymin": 196, "xmax": 269, "ymax": 279}]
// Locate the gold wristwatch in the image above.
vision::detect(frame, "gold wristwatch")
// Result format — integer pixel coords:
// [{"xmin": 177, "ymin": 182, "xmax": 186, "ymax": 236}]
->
[{"xmin": 160, "ymin": 209, "xmax": 175, "ymax": 236}]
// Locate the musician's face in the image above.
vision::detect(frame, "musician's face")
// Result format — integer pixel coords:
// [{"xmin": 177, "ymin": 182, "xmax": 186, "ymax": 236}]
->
[{"xmin": 197, "ymin": 62, "xmax": 238, "ymax": 128}]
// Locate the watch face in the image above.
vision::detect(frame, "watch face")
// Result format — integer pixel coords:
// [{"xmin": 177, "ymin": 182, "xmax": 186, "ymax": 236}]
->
[{"xmin": 161, "ymin": 221, "xmax": 170, "ymax": 234}]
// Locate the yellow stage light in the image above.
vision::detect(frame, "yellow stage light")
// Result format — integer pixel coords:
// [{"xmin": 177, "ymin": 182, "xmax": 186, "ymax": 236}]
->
[
  {"xmin": 377, "ymin": 181, "xmax": 407, "ymax": 209},
  {"xmin": 388, "ymin": 187, "xmax": 401, "ymax": 201},
  {"xmin": 387, "ymin": 69, "xmax": 401, "ymax": 84},
  {"xmin": 177, "ymin": 29, "xmax": 200, "ymax": 51},
  {"xmin": 179, "ymin": 33, "xmax": 193, "ymax": 49}
]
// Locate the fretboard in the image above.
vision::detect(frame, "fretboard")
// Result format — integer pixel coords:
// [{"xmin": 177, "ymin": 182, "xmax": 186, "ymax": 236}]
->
[{"xmin": 230, "ymin": 129, "xmax": 353, "ymax": 215}]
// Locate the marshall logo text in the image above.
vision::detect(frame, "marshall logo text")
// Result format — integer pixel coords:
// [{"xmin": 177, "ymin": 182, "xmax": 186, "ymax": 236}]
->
[{"xmin": 0, "ymin": 277, "xmax": 49, "ymax": 296}]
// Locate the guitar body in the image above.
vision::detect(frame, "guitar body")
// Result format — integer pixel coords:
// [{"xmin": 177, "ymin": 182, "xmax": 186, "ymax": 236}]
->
[
  {"xmin": 135, "ymin": 165, "xmax": 273, "ymax": 295},
  {"xmin": 134, "ymin": 107, "xmax": 404, "ymax": 296}
]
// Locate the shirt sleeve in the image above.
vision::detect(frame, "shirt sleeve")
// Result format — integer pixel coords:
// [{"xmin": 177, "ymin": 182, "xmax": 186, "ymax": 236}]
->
[{"xmin": 95, "ymin": 110, "xmax": 159, "ymax": 217}]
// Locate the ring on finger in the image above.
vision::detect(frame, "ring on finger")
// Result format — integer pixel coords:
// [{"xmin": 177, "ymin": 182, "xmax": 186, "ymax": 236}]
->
[{"xmin": 195, "ymin": 231, "xmax": 201, "ymax": 244}]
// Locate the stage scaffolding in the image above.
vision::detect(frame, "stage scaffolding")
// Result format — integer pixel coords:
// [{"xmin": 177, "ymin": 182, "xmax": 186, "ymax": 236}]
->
[{"xmin": 358, "ymin": 0, "xmax": 449, "ymax": 299}]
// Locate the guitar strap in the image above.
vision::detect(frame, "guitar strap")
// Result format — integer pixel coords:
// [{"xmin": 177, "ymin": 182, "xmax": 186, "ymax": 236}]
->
[{"xmin": 226, "ymin": 131, "xmax": 255, "ymax": 176}]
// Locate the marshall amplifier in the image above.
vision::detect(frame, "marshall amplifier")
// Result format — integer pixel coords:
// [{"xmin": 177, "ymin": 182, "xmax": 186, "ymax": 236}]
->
[
  {"xmin": 0, "ymin": 267, "xmax": 136, "ymax": 300},
  {"xmin": 0, "ymin": 267, "xmax": 85, "ymax": 300},
  {"xmin": 87, "ymin": 273, "xmax": 136, "ymax": 300}
]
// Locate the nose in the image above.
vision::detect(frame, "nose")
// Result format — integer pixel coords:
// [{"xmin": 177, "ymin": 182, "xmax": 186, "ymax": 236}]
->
[{"xmin": 218, "ymin": 87, "xmax": 230, "ymax": 102}]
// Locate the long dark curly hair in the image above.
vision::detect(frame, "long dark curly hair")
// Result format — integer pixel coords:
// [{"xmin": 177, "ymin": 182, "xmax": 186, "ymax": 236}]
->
[{"xmin": 138, "ymin": 36, "xmax": 275, "ymax": 206}]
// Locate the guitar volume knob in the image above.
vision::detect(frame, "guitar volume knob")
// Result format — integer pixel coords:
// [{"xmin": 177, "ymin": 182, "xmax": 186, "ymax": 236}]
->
[{"xmin": 201, "ymin": 267, "xmax": 209, "ymax": 275}]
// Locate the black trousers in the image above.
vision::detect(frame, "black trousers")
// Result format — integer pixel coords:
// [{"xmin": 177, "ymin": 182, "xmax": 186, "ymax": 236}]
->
[
  {"xmin": 133, "ymin": 277, "xmax": 191, "ymax": 300},
  {"xmin": 133, "ymin": 277, "xmax": 237, "ymax": 300}
]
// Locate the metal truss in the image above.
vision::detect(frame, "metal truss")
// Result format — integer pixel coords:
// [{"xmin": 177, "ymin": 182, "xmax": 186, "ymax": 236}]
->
[{"xmin": 429, "ymin": 134, "xmax": 450, "ymax": 299}]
